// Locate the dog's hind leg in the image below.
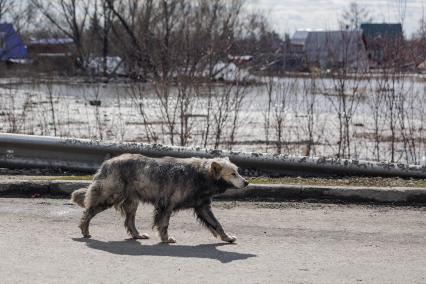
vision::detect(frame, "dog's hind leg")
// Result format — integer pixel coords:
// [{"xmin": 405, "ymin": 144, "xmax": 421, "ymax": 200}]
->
[
  {"xmin": 79, "ymin": 203, "xmax": 111, "ymax": 238},
  {"xmin": 194, "ymin": 204, "xmax": 237, "ymax": 243},
  {"xmin": 153, "ymin": 202, "xmax": 175, "ymax": 243},
  {"xmin": 122, "ymin": 199, "xmax": 149, "ymax": 240}
]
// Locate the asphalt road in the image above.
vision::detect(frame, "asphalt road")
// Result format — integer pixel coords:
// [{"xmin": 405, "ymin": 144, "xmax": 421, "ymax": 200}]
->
[{"xmin": 1, "ymin": 198, "xmax": 426, "ymax": 284}]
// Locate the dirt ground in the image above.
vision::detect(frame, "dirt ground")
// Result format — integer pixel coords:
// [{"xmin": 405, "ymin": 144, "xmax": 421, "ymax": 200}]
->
[{"xmin": 1, "ymin": 198, "xmax": 426, "ymax": 283}]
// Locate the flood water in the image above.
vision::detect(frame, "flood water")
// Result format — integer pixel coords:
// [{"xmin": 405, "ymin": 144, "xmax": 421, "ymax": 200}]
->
[{"xmin": 1, "ymin": 75, "xmax": 426, "ymax": 164}]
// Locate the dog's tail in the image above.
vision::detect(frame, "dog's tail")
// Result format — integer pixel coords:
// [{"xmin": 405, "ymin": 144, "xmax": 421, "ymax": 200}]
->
[{"xmin": 71, "ymin": 188, "xmax": 87, "ymax": 208}]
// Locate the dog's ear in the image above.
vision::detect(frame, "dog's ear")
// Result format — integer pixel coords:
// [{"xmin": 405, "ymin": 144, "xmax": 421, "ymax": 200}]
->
[{"xmin": 209, "ymin": 161, "xmax": 222, "ymax": 179}]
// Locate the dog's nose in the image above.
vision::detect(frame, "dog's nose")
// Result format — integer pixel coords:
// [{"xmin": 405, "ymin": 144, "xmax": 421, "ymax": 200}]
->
[{"xmin": 243, "ymin": 180, "xmax": 249, "ymax": 187}]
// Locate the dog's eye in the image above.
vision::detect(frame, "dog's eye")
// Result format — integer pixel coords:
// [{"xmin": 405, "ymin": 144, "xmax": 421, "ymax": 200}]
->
[{"xmin": 231, "ymin": 173, "xmax": 236, "ymax": 177}]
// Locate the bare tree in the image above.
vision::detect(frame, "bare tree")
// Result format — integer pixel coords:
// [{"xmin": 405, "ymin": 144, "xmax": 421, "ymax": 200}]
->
[
  {"xmin": 227, "ymin": 81, "xmax": 250, "ymax": 149},
  {"xmin": 400, "ymin": 81, "xmax": 419, "ymax": 163},
  {"xmin": 89, "ymin": 0, "xmax": 115, "ymax": 76},
  {"xmin": 0, "ymin": 0, "xmax": 34, "ymax": 36},
  {"xmin": 0, "ymin": 0, "xmax": 12, "ymax": 22},
  {"xmin": 211, "ymin": 84, "xmax": 235, "ymax": 149},
  {"xmin": 6, "ymin": 1, "xmax": 35, "ymax": 36},
  {"xmin": 270, "ymin": 79, "xmax": 298, "ymax": 154},
  {"xmin": 263, "ymin": 76, "xmax": 274, "ymax": 152},
  {"xmin": 415, "ymin": 10, "xmax": 426, "ymax": 69},
  {"xmin": 325, "ymin": 30, "xmax": 367, "ymax": 159},
  {"xmin": 368, "ymin": 77, "xmax": 385, "ymax": 161},
  {"xmin": 105, "ymin": 0, "xmax": 243, "ymax": 80},
  {"xmin": 31, "ymin": 0, "xmax": 90, "ymax": 69},
  {"xmin": 105, "ymin": 0, "xmax": 158, "ymax": 78},
  {"xmin": 301, "ymin": 76, "xmax": 318, "ymax": 156},
  {"xmin": 128, "ymin": 84, "xmax": 158, "ymax": 143},
  {"xmin": 340, "ymin": 2, "xmax": 372, "ymax": 30},
  {"xmin": 45, "ymin": 83, "xmax": 57, "ymax": 136}
]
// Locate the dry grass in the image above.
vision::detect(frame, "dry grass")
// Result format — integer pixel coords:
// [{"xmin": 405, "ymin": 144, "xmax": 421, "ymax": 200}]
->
[
  {"xmin": 248, "ymin": 176, "xmax": 426, "ymax": 188},
  {"xmin": 5, "ymin": 172, "xmax": 426, "ymax": 188},
  {"xmin": 33, "ymin": 175, "xmax": 93, "ymax": 181}
]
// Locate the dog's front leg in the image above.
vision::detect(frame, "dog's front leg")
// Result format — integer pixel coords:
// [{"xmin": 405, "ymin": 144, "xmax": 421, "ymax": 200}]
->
[
  {"xmin": 195, "ymin": 204, "xmax": 237, "ymax": 243},
  {"xmin": 79, "ymin": 203, "xmax": 111, "ymax": 238},
  {"xmin": 153, "ymin": 206, "xmax": 175, "ymax": 243}
]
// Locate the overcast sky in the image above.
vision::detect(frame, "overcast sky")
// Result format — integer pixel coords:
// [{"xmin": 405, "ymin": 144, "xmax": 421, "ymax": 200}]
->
[{"xmin": 247, "ymin": 0, "xmax": 425, "ymax": 37}]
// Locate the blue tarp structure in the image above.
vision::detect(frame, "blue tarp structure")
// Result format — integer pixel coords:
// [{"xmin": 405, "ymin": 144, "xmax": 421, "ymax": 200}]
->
[{"xmin": 0, "ymin": 23, "xmax": 27, "ymax": 61}]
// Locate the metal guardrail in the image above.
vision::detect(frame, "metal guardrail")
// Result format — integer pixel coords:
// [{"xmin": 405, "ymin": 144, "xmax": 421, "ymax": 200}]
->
[{"xmin": 0, "ymin": 133, "xmax": 426, "ymax": 178}]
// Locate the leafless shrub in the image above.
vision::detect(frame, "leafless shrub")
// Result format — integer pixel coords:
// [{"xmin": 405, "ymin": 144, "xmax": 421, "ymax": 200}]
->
[
  {"xmin": 91, "ymin": 85, "xmax": 103, "ymax": 140},
  {"xmin": 114, "ymin": 90, "xmax": 127, "ymax": 142},
  {"xmin": 322, "ymin": 29, "xmax": 367, "ymax": 159},
  {"xmin": 227, "ymin": 81, "xmax": 250, "ymax": 150},
  {"xmin": 269, "ymin": 79, "xmax": 298, "ymax": 154},
  {"xmin": 128, "ymin": 83, "xmax": 158, "ymax": 143},
  {"xmin": 1, "ymin": 85, "xmax": 19, "ymax": 133},
  {"xmin": 45, "ymin": 83, "xmax": 57, "ymax": 136},
  {"xmin": 263, "ymin": 76, "xmax": 274, "ymax": 152},
  {"xmin": 31, "ymin": 0, "xmax": 90, "ymax": 69},
  {"xmin": 367, "ymin": 77, "xmax": 385, "ymax": 161},
  {"xmin": 300, "ymin": 76, "xmax": 319, "ymax": 156}
]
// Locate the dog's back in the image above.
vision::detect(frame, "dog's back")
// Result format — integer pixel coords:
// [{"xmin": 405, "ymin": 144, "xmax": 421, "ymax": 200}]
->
[{"xmin": 76, "ymin": 154, "xmax": 209, "ymax": 209}]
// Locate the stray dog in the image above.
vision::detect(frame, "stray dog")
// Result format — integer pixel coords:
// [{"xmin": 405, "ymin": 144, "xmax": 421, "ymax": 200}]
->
[{"xmin": 71, "ymin": 154, "xmax": 249, "ymax": 243}]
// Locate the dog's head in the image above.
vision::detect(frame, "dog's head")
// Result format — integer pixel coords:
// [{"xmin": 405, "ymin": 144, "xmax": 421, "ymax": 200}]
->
[{"xmin": 209, "ymin": 157, "xmax": 249, "ymax": 189}]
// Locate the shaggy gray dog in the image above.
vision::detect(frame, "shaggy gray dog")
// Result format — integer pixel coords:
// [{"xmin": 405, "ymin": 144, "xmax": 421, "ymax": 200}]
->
[{"xmin": 71, "ymin": 154, "xmax": 249, "ymax": 243}]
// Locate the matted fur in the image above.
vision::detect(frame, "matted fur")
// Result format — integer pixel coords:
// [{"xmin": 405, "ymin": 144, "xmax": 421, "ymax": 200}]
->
[{"xmin": 71, "ymin": 154, "xmax": 248, "ymax": 243}]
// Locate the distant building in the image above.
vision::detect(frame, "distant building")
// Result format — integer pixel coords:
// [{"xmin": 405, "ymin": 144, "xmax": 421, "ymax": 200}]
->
[
  {"xmin": 360, "ymin": 23, "xmax": 403, "ymax": 67},
  {"xmin": 88, "ymin": 56, "xmax": 127, "ymax": 76},
  {"xmin": 210, "ymin": 61, "xmax": 251, "ymax": 81},
  {"xmin": 27, "ymin": 37, "xmax": 75, "ymax": 73},
  {"xmin": 289, "ymin": 30, "xmax": 368, "ymax": 71},
  {"xmin": 290, "ymin": 31, "xmax": 309, "ymax": 53},
  {"xmin": 417, "ymin": 59, "xmax": 426, "ymax": 73},
  {"xmin": 0, "ymin": 23, "xmax": 27, "ymax": 61},
  {"xmin": 228, "ymin": 55, "xmax": 253, "ymax": 66},
  {"xmin": 27, "ymin": 38, "xmax": 75, "ymax": 57},
  {"xmin": 283, "ymin": 31, "xmax": 310, "ymax": 71}
]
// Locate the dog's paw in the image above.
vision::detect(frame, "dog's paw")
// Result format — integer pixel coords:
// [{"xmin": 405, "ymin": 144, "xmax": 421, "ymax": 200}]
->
[
  {"xmin": 221, "ymin": 235, "xmax": 237, "ymax": 243},
  {"xmin": 83, "ymin": 234, "xmax": 91, "ymax": 239},
  {"xmin": 161, "ymin": 236, "xmax": 176, "ymax": 244},
  {"xmin": 133, "ymin": 233, "xmax": 150, "ymax": 240},
  {"xmin": 168, "ymin": 236, "xmax": 176, "ymax": 243}
]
